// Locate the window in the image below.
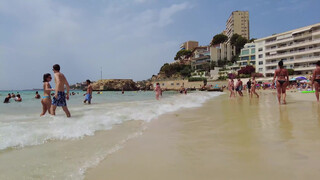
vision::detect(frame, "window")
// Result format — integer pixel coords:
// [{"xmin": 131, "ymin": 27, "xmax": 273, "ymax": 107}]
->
[
  {"xmin": 258, "ymin": 48, "xmax": 263, "ymax": 51},
  {"xmin": 171, "ymin": 83, "xmax": 174, "ymax": 86},
  {"xmin": 176, "ymin": 83, "xmax": 180, "ymax": 85},
  {"xmin": 241, "ymin": 50, "xmax": 249, "ymax": 55},
  {"xmin": 259, "ymin": 54, "xmax": 263, "ymax": 58},
  {"xmin": 251, "ymin": 49, "xmax": 255, "ymax": 54},
  {"xmin": 259, "ymin": 68, "xmax": 263, "ymax": 72},
  {"xmin": 251, "ymin": 55, "xmax": 255, "ymax": 60},
  {"xmin": 259, "ymin": 61, "xmax": 263, "ymax": 65},
  {"xmin": 162, "ymin": 83, "xmax": 165, "ymax": 86}
]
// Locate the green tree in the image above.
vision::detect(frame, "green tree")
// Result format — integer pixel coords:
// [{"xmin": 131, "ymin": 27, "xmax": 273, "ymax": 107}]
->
[
  {"xmin": 249, "ymin": 38, "xmax": 257, "ymax": 43},
  {"xmin": 211, "ymin": 61, "xmax": 217, "ymax": 69},
  {"xmin": 210, "ymin": 34, "xmax": 228, "ymax": 46},
  {"xmin": 180, "ymin": 66, "xmax": 192, "ymax": 77},
  {"xmin": 174, "ymin": 49, "xmax": 192, "ymax": 60},
  {"xmin": 202, "ymin": 62, "xmax": 210, "ymax": 72},
  {"xmin": 230, "ymin": 34, "xmax": 240, "ymax": 46},
  {"xmin": 230, "ymin": 34, "xmax": 248, "ymax": 55}
]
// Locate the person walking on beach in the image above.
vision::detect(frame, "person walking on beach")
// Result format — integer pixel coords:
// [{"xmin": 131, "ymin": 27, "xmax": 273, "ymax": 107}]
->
[
  {"xmin": 41, "ymin": 73, "xmax": 54, "ymax": 116},
  {"xmin": 155, "ymin": 83, "xmax": 161, "ymax": 100},
  {"xmin": 312, "ymin": 61, "xmax": 320, "ymax": 102},
  {"xmin": 84, "ymin": 79, "xmax": 93, "ymax": 104},
  {"xmin": 250, "ymin": 77, "xmax": 259, "ymax": 98},
  {"xmin": 51, "ymin": 64, "xmax": 71, "ymax": 117},
  {"xmin": 228, "ymin": 78, "xmax": 236, "ymax": 98},
  {"xmin": 236, "ymin": 78, "xmax": 243, "ymax": 96},
  {"xmin": 247, "ymin": 78, "xmax": 251, "ymax": 94},
  {"xmin": 272, "ymin": 60, "xmax": 289, "ymax": 104}
]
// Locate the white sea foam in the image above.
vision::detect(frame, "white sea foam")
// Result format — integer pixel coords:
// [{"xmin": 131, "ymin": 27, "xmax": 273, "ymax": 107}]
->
[{"xmin": 0, "ymin": 92, "xmax": 222, "ymax": 151}]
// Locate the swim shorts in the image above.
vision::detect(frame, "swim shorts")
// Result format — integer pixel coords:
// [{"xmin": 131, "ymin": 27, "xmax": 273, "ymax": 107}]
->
[
  {"xmin": 85, "ymin": 94, "xmax": 92, "ymax": 103},
  {"xmin": 52, "ymin": 91, "xmax": 67, "ymax": 106}
]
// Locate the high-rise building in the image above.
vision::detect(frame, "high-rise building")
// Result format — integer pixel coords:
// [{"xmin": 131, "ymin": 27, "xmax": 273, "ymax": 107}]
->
[
  {"xmin": 180, "ymin": 41, "xmax": 199, "ymax": 51},
  {"xmin": 226, "ymin": 11, "xmax": 250, "ymax": 41},
  {"xmin": 254, "ymin": 23, "xmax": 320, "ymax": 77}
]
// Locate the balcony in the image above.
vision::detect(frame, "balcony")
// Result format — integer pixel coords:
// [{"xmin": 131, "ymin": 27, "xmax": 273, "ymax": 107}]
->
[
  {"xmin": 265, "ymin": 38, "xmax": 320, "ymax": 53},
  {"xmin": 265, "ymin": 29, "xmax": 320, "ymax": 46},
  {"xmin": 294, "ymin": 65, "xmax": 316, "ymax": 71},
  {"xmin": 265, "ymin": 56, "xmax": 320, "ymax": 67},
  {"xmin": 265, "ymin": 46, "xmax": 320, "ymax": 60}
]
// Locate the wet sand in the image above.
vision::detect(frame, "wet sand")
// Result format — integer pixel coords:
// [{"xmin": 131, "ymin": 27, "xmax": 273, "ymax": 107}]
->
[{"xmin": 85, "ymin": 91, "xmax": 320, "ymax": 180}]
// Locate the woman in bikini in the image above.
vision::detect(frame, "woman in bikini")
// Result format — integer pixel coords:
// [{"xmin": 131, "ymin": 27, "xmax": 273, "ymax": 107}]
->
[
  {"xmin": 250, "ymin": 76, "xmax": 259, "ymax": 98},
  {"xmin": 228, "ymin": 78, "xmax": 236, "ymax": 98},
  {"xmin": 155, "ymin": 83, "xmax": 161, "ymax": 100},
  {"xmin": 272, "ymin": 60, "xmax": 289, "ymax": 104},
  {"xmin": 40, "ymin": 73, "xmax": 54, "ymax": 116},
  {"xmin": 312, "ymin": 61, "xmax": 320, "ymax": 102}
]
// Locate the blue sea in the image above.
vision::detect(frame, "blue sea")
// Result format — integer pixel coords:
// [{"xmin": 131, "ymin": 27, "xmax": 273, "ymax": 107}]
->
[{"xmin": 0, "ymin": 90, "xmax": 222, "ymax": 179}]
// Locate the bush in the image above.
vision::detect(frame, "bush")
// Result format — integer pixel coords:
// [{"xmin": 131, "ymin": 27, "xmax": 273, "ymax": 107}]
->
[
  {"xmin": 252, "ymin": 73, "xmax": 264, "ymax": 78},
  {"xmin": 239, "ymin": 74, "xmax": 251, "ymax": 78},
  {"xmin": 218, "ymin": 76, "xmax": 228, "ymax": 80},
  {"xmin": 287, "ymin": 69, "xmax": 294, "ymax": 75},
  {"xmin": 238, "ymin": 65, "xmax": 255, "ymax": 75},
  {"xmin": 188, "ymin": 77, "xmax": 207, "ymax": 82}
]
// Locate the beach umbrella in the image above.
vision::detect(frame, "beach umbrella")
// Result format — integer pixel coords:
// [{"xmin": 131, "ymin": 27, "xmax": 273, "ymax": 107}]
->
[
  {"xmin": 296, "ymin": 76, "xmax": 307, "ymax": 81},
  {"xmin": 289, "ymin": 78, "xmax": 296, "ymax": 81}
]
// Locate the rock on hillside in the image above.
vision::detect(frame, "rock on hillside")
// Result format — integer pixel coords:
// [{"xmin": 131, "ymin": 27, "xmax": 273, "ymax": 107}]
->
[{"xmin": 92, "ymin": 79, "xmax": 138, "ymax": 91}]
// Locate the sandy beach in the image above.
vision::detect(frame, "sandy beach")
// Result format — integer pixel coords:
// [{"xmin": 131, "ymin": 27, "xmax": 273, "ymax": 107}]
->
[{"xmin": 85, "ymin": 91, "xmax": 320, "ymax": 180}]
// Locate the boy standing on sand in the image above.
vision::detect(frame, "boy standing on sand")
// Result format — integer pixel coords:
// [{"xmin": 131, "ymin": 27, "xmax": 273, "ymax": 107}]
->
[
  {"xmin": 84, "ymin": 79, "xmax": 93, "ymax": 104},
  {"xmin": 51, "ymin": 64, "xmax": 71, "ymax": 117},
  {"xmin": 236, "ymin": 78, "xmax": 243, "ymax": 97}
]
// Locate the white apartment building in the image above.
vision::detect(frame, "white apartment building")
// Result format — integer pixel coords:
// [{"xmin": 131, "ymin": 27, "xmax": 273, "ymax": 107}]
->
[
  {"xmin": 255, "ymin": 23, "xmax": 320, "ymax": 77},
  {"xmin": 238, "ymin": 43, "xmax": 256, "ymax": 67}
]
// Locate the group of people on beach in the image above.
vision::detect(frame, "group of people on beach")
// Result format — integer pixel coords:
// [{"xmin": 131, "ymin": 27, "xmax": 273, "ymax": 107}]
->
[
  {"xmin": 228, "ymin": 77, "xmax": 259, "ymax": 99},
  {"xmin": 228, "ymin": 60, "xmax": 320, "ymax": 105}
]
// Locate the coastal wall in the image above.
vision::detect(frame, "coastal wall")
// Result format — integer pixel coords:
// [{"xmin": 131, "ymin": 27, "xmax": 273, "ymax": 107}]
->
[
  {"xmin": 151, "ymin": 80, "xmax": 205, "ymax": 90},
  {"xmin": 92, "ymin": 79, "xmax": 138, "ymax": 91}
]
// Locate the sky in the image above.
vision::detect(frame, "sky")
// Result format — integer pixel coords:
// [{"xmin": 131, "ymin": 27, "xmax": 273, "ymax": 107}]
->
[{"xmin": 0, "ymin": 0, "xmax": 319, "ymax": 90}]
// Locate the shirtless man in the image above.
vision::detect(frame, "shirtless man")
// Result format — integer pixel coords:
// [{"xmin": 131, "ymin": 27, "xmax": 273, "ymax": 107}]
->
[
  {"xmin": 272, "ymin": 60, "xmax": 289, "ymax": 104},
  {"xmin": 228, "ymin": 78, "xmax": 236, "ymax": 98},
  {"xmin": 235, "ymin": 78, "xmax": 243, "ymax": 96},
  {"xmin": 84, "ymin": 79, "xmax": 93, "ymax": 104},
  {"xmin": 51, "ymin": 64, "xmax": 71, "ymax": 117},
  {"xmin": 312, "ymin": 61, "xmax": 320, "ymax": 102}
]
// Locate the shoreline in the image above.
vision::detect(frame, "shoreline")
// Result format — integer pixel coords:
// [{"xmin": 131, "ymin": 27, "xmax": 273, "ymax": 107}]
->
[{"xmin": 85, "ymin": 90, "xmax": 320, "ymax": 180}]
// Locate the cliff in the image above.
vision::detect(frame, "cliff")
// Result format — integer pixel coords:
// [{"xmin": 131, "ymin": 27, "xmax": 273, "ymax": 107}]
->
[{"xmin": 92, "ymin": 79, "xmax": 138, "ymax": 91}]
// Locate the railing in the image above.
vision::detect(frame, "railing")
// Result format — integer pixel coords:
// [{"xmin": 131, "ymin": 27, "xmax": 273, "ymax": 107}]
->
[
  {"xmin": 265, "ymin": 29, "xmax": 320, "ymax": 45},
  {"xmin": 266, "ymin": 46, "xmax": 320, "ymax": 58},
  {"xmin": 265, "ymin": 38, "xmax": 320, "ymax": 52}
]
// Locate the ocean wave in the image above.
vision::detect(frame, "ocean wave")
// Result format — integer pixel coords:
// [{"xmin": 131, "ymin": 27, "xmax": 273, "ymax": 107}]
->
[{"xmin": 0, "ymin": 92, "xmax": 222, "ymax": 151}]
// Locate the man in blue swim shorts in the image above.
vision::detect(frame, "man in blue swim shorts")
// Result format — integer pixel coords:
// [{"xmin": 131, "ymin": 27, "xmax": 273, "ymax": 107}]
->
[
  {"xmin": 84, "ymin": 79, "xmax": 93, "ymax": 104},
  {"xmin": 51, "ymin": 64, "xmax": 71, "ymax": 117}
]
